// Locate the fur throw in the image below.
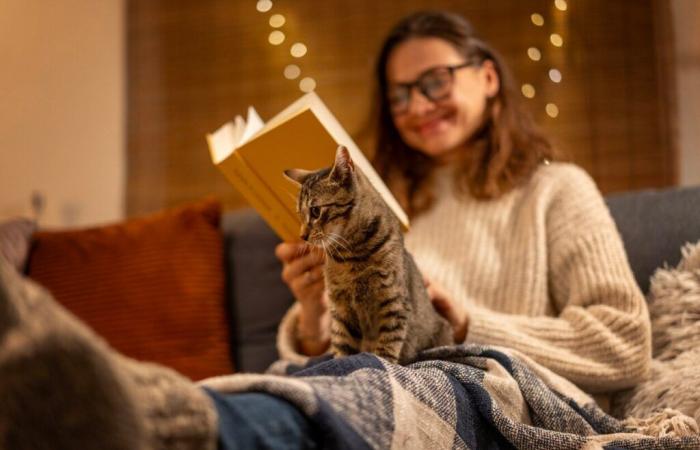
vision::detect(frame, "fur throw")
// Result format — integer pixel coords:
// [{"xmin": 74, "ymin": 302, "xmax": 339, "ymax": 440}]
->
[{"xmin": 613, "ymin": 240, "xmax": 700, "ymax": 425}]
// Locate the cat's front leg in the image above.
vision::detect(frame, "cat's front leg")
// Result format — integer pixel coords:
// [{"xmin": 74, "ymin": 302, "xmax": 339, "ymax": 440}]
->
[
  {"xmin": 329, "ymin": 308, "xmax": 362, "ymax": 359},
  {"xmin": 374, "ymin": 321, "xmax": 407, "ymax": 364}
]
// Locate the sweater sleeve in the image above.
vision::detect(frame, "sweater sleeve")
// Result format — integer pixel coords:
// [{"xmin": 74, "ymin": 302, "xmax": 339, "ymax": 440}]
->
[
  {"xmin": 276, "ymin": 302, "xmax": 315, "ymax": 365},
  {"xmin": 466, "ymin": 165, "xmax": 652, "ymax": 393}
]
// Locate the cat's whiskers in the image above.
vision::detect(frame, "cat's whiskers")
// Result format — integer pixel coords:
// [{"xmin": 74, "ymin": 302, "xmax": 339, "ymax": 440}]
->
[
  {"xmin": 326, "ymin": 233, "xmax": 351, "ymax": 257},
  {"xmin": 328, "ymin": 233, "xmax": 352, "ymax": 255}
]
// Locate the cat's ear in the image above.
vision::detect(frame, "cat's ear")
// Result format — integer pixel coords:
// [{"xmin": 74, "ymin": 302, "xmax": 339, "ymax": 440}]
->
[
  {"xmin": 330, "ymin": 145, "xmax": 354, "ymax": 185},
  {"xmin": 284, "ymin": 168, "xmax": 313, "ymax": 186}
]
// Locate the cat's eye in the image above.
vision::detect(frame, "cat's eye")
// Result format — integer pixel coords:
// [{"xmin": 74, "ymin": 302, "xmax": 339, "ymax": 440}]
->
[{"xmin": 309, "ymin": 206, "xmax": 321, "ymax": 219}]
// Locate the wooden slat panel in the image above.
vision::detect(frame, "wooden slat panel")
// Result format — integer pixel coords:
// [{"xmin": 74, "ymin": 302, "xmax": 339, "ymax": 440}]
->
[{"xmin": 127, "ymin": 0, "xmax": 676, "ymax": 215}]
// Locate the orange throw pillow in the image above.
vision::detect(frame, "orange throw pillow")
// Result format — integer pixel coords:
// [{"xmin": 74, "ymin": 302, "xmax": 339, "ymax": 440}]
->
[{"xmin": 27, "ymin": 199, "xmax": 233, "ymax": 380}]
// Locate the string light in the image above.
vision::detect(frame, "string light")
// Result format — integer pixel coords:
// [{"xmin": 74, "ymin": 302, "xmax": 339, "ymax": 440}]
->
[
  {"xmin": 554, "ymin": 0, "xmax": 568, "ymax": 11},
  {"xmin": 290, "ymin": 43, "xmax": 307, "ymax": 58},
  {"xmin": 527, "ymin": 47, "xmax": 542, "ymax": 61},
  {"xmin": 256, "ymin": 0, "xmax": 272, "ymax": 13},
  {"xmin": 299, "ymin": 77, "xmax": 316, "ymax": 93},
  {"xmin": 284, "ymin": 64, "xmax": 301, "ymax": 80},
  {"xmin": 521, "ymin": 84, "xmax": 536, "ymax": 98},
  {"xmin": 269, "ymin": 14, "xmax": 285, "ymax": 28},
  {"xmin": 548, "ymin": 69, "xmax": 562, "ymax": 83},
  {"xmin": 550, "ymin": 33, "xmax": 563, "ymax": 47},
  {"xmin": 545, "ymin": 103, "xmax": 559, "ymax": 118},
  {"xmin": 531, "ymin": 13, "xmax": 545, "ymax": 26},
  {"xmin": 268, "ymin": 30, "xmax": 285, "ymax": 45}
]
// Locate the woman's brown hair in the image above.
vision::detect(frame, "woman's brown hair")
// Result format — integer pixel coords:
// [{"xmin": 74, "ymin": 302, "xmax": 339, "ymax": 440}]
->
[{"xmin": 372, "ymin": 10, "xmax": 555, "ymax": 217}]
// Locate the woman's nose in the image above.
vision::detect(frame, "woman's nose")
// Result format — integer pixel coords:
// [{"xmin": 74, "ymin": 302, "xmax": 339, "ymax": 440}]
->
[{"xmin": 405, "ymin": 87, "xmax": 436, "ymax": 116}]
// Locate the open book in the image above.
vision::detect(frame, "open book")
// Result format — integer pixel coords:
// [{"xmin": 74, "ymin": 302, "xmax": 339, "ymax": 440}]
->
[{"xmin": 206, "ymin": 92, "xmax": 409, "ymax": 242}]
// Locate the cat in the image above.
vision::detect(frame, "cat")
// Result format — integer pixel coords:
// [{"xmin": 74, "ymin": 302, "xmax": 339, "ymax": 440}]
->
[{"xmin": 284, "ymin": 145, "xmax": 453, "ymax": 364}]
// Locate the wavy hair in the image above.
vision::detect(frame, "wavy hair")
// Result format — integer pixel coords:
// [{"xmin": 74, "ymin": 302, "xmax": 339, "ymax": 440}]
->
[{"xmin": 371, "ymin": 10, "xmax": 555, "ymax": 217}]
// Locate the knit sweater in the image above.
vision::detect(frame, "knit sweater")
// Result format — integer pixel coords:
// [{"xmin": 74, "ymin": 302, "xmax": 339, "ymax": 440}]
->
[{"xmin": 277, "ymin": 162, "xmax": 652, "ymax": 393}]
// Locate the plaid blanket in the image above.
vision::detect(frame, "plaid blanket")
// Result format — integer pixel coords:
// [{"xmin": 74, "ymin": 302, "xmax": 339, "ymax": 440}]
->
[{"xmin": 201, "ymin": 345, "xmax": 700, "ymax": 449}]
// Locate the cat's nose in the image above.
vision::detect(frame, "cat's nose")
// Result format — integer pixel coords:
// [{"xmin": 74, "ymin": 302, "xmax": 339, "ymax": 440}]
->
[{"xmin": 300, "ymin": 227, "xmax": 310, "ymax": 241}]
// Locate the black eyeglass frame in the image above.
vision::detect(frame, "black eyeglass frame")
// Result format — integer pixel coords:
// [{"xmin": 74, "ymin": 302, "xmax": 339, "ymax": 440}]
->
[{"xmin": 387, "ymin": 61, "xmax": 478, "ymax": 115}]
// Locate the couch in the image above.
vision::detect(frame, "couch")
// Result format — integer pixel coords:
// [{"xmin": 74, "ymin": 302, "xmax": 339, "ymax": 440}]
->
[
  {"xmin": 9, "ymin": 185, "xmax": 700, "ymax": 378},
  {"xmin": 227, "ymin": 184, "xmax": 700, "ymax": 373}
]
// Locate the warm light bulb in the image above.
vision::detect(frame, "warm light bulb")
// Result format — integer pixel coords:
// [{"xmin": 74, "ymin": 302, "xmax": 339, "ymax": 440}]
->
[
  {"xmin": 549, "ymin": 69, "xmax": 562, "ymax": 83},
  {"xmin": 554, "ymin": 0, "xmax": 568, "ymax": 11},
  {"xmin": 546, "ymin": 103, "xmax": 559, "ymax": 118},
  {"xmin": 256, "ymin": 0, "xmax": 272, "ymax": 13},
  {"xmin": 550, "ymin": 33, "xmax": 563, "ymax": 47},
  {"xmin": 527, "ymin": 47, "xmax": 542, "ymax": 61},
  {"xmin": 521, "ymin": 84, "xmax": 536, "ymax": 98},
  {"xmin": 268, "ymin": 30, "xmax": 285, "ymax": 45},
  {"xmin": 269, "ymin": 14, "xmax": 285, "ymax": 28},
  {"xmin": 531, "ymin": 13, "xmax": 545, "ymax": 26},
  {"xmin": 284, "ymin": 64, "xmax": 301, "ymax": 80},
  {"xmin": 290, "ymin": 43, "xmax": 307, "ymax": 58},
  {"xmin": 299, "ymin": 77, "xmax": 316, "ymax": 92}
]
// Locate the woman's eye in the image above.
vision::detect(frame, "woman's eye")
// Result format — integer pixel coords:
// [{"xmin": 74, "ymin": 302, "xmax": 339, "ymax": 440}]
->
[{"xmin": 309, "ymin": 206, "xmax": 321, "ymax": 219}]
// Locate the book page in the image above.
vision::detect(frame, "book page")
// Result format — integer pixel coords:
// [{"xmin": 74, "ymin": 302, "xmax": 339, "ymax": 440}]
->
[
  {"xmin": 206, "ymin": 122, "xmax": 237, "ymax": 164},
  {"xmin": 240, "ymin": 106, "xmax": 264, "ymax": 146}
]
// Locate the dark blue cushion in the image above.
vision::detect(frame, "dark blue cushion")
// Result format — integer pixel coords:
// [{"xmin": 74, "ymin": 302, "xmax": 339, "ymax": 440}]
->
[{"xmin": 222, "ymin": 209, "xmax": 292, "ymax": 373}]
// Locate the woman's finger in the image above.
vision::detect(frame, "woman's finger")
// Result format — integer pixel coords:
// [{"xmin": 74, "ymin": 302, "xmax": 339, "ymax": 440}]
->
[
  {"xmin": 284, "ymin": 252, "xmax": 325, "ymax": 280},
  {"xmin": 275, "ymin": 242, "xmax": 310, "ymax": 263}
]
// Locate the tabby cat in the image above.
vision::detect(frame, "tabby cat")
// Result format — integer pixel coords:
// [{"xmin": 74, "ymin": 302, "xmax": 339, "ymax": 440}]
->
[{"xmin": 284, "ymin": 145, "xmax": 453, "ymax": 364}]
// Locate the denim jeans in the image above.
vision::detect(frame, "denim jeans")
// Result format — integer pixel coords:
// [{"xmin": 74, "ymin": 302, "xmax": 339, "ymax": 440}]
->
[{"xmin": 204, "ymin": 388, "xmax": 318, "ymax": 450}]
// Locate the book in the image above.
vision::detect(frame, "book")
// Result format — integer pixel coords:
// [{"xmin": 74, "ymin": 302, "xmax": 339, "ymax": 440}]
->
[{"xmin": 206, "ymin": 92, "xmax": 409, "ymax": 242}]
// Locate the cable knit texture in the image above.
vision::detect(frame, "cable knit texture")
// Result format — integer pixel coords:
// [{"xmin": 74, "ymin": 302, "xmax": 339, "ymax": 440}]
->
[{"xmin": 278, "ymin": 162, "xmax": 652, "ymax": 393}]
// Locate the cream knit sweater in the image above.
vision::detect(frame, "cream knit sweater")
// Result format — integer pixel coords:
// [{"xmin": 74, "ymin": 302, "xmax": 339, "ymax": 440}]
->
[{"xmin": 277, "ymin": 162, "xmax": 652, "ymax": 393}]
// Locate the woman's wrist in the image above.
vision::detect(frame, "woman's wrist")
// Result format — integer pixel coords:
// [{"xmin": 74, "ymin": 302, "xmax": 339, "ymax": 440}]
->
[
  {"xmin": 454, "ymin": 310, "xmax": 469, "ymax": 343},
  {"xmin": 296, "ymin": 306, "xmax": 330, "ymax": 355}
]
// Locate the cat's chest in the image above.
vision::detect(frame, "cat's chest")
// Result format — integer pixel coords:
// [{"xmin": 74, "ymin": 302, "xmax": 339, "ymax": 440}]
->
[{"xmin": 325, "ymin": 264, "xmax": 396, "ymax": 306}]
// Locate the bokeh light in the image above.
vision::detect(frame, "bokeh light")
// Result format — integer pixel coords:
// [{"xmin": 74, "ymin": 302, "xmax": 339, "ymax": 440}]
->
[
  {"xmin": 549, "ymin": 69, "xmax": 562, "ymax": 83},
  {"xmin": 531, "ymin": 13, "xmax": 545, "ymax": 26},
  {"xmin": 256, "ymin": 0, "xmax": 272, "ymax": 13},
  {"xmin": 268, "ymin": 30, "xmax": 285, "ymax": 45},
  {"xmin": 299, "ymin": 77, "xmax": 316, "ymax": 93},
  {"xmin": 546, "ymin": 103, "xmax": 559, "ymax": 118},
  {"xmin": 284, "ymin": 64, "xmax": 301, "ymax": 80},
  {"xmin": 269, "ymin": 14, "xmax": 285, "ymax": 28},
  {"xmin": 550, "ymin": 33, "xmax": 563, "ymax": 47},
  {"xmin": 527, "ymin": 47, "xmax": 542, "ymax": 61},
  {"xmin": 521, "ymin": 84, "xmax": 536, "ymax": 98},
  {"xmin": 290, "ymin": 43, "xmax": 308, "ymax": 58}
]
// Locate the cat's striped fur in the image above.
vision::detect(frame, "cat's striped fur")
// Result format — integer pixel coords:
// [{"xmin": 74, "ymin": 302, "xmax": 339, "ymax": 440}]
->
[{"xmin": 284, "ymin": 146, "xmax": 453, "ymax": 364}]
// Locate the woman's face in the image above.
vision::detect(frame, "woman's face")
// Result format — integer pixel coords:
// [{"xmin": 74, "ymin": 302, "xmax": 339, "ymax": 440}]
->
[{"xmin": 386, "ymin": 37, "xmax": 499, "ymax": 163}]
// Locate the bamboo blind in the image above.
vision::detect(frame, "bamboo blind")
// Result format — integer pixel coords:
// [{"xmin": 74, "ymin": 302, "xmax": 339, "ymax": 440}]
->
[{"xmin": 127, "ymin": 0, "xmax": 676, "ymax": 215}]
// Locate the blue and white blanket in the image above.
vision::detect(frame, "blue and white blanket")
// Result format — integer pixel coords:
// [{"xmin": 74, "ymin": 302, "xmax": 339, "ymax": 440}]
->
[{"xmin": 202, "ymin": 345, "xmax": 700, "ymax": 449}]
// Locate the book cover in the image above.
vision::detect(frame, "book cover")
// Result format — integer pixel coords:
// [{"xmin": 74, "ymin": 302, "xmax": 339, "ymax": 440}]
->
[{"xmin": 207, "ymin": 92, "xmax": 409, "ymax": 242}]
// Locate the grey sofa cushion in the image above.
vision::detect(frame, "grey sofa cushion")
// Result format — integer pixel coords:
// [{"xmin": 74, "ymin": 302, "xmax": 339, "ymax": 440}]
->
[
  {"xmin": 221, "ymin": 209, "xmax": 293, "ymax": 373},
  {"xmin": 605, "ymin": 185, "xmax": 700, "ymax": 294}
]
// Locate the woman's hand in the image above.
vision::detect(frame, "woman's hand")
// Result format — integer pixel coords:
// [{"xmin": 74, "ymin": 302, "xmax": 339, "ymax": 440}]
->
[
  {"xmin": 424, "ymin": 276, "xmax": 469, "ymax": 343},
  {"xmin": 275, "ymin": 242, "xmax": 330, "ymax": 355}
]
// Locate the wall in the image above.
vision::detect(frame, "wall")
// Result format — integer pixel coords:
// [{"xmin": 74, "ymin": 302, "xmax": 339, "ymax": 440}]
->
[
  {"xmin": 672, "ymin": 0, "xmax": 700, "ymax": 186},
  {"xmin": 0, "ymin": 0, "xmax": 125, "ymax": 228}
]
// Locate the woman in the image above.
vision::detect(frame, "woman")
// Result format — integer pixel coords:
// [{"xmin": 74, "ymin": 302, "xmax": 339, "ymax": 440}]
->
[{"xmin": 275, "ymin": 10, "xmax": 651, "ymax": 395}]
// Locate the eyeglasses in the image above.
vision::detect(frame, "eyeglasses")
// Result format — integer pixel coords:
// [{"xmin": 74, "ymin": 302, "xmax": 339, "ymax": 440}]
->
[{"xmin": 387, "ymin": 62, "xmax": 476, "ymax": 115}]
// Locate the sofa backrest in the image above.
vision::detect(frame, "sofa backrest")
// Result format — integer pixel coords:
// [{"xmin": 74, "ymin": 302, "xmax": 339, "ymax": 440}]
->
[
  {"xmin": 223, "ymin": 185, "xmax": 700, "ymax": 372},
  {"xmin": 605, "ymin": 185, "xmax": 700, "ymax": 293}
]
